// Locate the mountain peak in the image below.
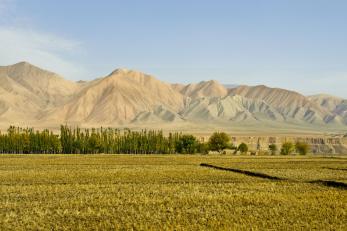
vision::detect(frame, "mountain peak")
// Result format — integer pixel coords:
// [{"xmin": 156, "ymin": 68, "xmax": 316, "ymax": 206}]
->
[
  {"xmin": 179, "ymin": 79, "xmax": 228, "ymax": 99},
  {"xmin": 108, "ymin": 68, "xmax": 132, "ymax": 76},
  {"xmin": 114, "ymin": 68, "xmax": 130, "ymax": 73},
  {"xmin": 14, "ymin": 61, "xmax": 30, "ymax": 66},
  {"xmin": 198, "ymin": 79, "xmax": 220, "ymax": 85},
  {"xmin": 11, "ymin": 61, "xmax": 39, "ymax": 69},
  {"xmin": 3, "ymin": 61, "xmax": 54, "ymax": 76},
  {"xmin": 105, "ymin": 68, "xmax": 158, "ymax": 84}
]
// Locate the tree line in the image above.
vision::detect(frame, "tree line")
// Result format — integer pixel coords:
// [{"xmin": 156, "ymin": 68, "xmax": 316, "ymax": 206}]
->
[
  {"xmin": 0, "ymin": 126, "xmax": 205, "ymax": 154},
  {"xmin": 0, "ymin": 126, "xmax": 310, "ymax": 155},
  {"xmin": 0, "ymin": 126, "xmax": 61, "ymax": 154}
]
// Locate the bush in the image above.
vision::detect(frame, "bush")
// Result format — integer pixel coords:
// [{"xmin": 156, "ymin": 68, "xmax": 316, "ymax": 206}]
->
[
  {"xmin": 175, "ymin": 135, "xmax": 199, "ymax": 154},
  {"xmin": 280, "ymin": 142, "xmax": 295, "ymax": 155},
  {"xmin": 268, "ymin": 144, "xmax": 278, "ymax": 155},
  {"xmin": 208, "ymin": 132, "xmax": 230, "ymax": 153},
  {"xmin": 238, "ymin": 143, "xmax": 248, "ymax": 154},
  {"xmin": 295, "ymin": 141, "xmax": 310, "ymax": 155}
]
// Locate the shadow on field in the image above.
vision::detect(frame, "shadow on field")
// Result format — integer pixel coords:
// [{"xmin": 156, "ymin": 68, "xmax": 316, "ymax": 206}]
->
[
  {"xmin": 200, "ymin": 163, "xmax": 285, "ymax": 180},
  {"xmin": 309, "ymin": 180, "xmax": 347, "ymax": 189},
  {"xmin": 200, "ymin": 163, "xmax": 347, "ymax": 190}
]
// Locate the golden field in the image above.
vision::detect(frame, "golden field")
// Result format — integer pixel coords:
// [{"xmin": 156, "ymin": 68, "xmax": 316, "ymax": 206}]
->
[{"xmin": 0, "ymin": 155, "xmax": 346, "ymax": 230}]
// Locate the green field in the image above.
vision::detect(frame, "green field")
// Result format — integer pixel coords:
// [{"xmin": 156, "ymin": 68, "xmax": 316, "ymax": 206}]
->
[{"xmin": 0, "ymin": 155, "xmax": 346, "ymax": 230}]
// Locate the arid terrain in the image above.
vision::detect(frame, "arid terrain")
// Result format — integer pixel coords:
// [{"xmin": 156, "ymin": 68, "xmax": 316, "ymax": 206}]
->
[{"xmin": 0, "ymin": 62, "xmax": 346, "ymax": 135}]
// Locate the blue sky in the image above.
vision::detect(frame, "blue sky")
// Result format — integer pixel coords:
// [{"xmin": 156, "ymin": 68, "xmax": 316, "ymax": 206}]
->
[{"xmin": 0, "ymin": 0, "xmax": 346, "ymax": 97}]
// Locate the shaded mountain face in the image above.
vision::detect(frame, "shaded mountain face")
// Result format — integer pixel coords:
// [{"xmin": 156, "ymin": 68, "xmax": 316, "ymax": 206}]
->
[
  {"xmin": 229, "ymin": 85, "xmax": 342, "ymax": 124},
  {"xmin": 132, "ymin": 105, "xmax": 184, "ymax": 123},
  {"xmin": 0, "ymin": 62, "xmax": 346, "ymax": 130},
  {"xmin": 309, "ymin": 94, "xmax": 347, "ymax": 123},
  {"xmin": 180, "ymin": 95, "xmax": 284, "ymax": 122}
]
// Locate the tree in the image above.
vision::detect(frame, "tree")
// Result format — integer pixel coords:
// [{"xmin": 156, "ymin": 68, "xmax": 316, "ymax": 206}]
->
[
  {"xmin": 0, "ymin": 125, "xmax": 207, "ymax": 155},
  {"xmin": 238, "ymin": 143, "xmax": 248, "ymax": 154},
  {"xmin": 281, "ymin": 142, "xmax": 295, "ymax": 155},
  {"xmin": 295, "ymin": 141, "xmax": 310, "ymax": 155},
  {"xmin": 197, "ymin": 142, "xmax": 209, "ymax": 154},
  {"xmin": 208, "ymin": 132, "xmax": 230, "ymax": 153},
  {"xmin": 175, "ymin": 135, "xmax": 199, "ymax": 154},
  {"xmin": 268, "ymin": 144, "xmax": 278, "ymax": 155}
]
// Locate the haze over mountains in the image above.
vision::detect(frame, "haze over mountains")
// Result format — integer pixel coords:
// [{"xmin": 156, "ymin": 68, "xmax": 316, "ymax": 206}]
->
[{"xmin": 0, "ymin": 62, "xmax": 346, "ymax": 133}]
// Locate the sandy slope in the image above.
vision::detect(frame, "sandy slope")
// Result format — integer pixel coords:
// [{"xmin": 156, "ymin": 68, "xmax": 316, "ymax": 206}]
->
[{"xmin": 41, "ymin": 68, "xmax": 185, "ymax": 124}]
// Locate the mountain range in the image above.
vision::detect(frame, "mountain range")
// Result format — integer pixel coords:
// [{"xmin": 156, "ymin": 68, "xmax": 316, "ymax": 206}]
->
[{"xmin": 0, "ymin": 62, "xmax": 346, "ymax": 133}]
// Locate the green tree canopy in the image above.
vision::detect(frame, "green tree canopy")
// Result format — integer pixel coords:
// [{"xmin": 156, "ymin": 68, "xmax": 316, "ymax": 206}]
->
[
  {"xmin": 281, "ymin": 142, "xmax": 295, "ymax": 155},
  {"xmin": 238, "ymin": 143, "xmax": 248, "ymax": 154},
  {"xmin": 268, "ymin": 144, "xmax": 278, "ymax": 155},
  {"xmin": 295, "ymin": 141, "xmax": 310, "ymax": 155},
  {"xmin": 208, "ymin": 132, "xmax": 230, "ymax": 153},
  {"xmin": 175, "ymin": 135, "xmax": 199, "ymax": 154}
]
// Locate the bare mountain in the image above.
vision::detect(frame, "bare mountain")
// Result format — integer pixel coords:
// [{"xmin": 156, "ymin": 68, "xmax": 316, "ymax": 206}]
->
[
  {"xmin": 181, "ymin": 95, "xmax": 284, "ymax": 122},
  {"xmin": 0, "ymin": 74, "xmax": 42, "ymax": 123},
  {"xmin": 0, "ymin": 62, "xmax": 346, "ymax": 131},
  {"xmin": 0, "ymin": 62, "xmax": 79, "ymax": 107},
  {"xmin": 0, "ymin": 62, "xmax": 80, "ymax": 125},
  {"xmin": 309, "ymin": 94, "xmax": 347, "ymax": 123},
  {"xmin": 229, "ymin": 85, "xmax": 341, "ymax": 124},
  {"xmin": 178, "ymin": 80, "xmax": 228, "ymax": 99},
  {"xmin": 132, "ymin": 105, "xmax": 184, "ymax": 123},
  {"xmin": 42, "ymin": 68, "xmax": 185, "ymax": 124}
]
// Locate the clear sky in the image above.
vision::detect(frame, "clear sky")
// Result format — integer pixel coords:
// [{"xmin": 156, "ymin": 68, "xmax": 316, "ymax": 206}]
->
[{"xmin": 0, "ymin": 0, "xmax": 346, "ymax": 97}]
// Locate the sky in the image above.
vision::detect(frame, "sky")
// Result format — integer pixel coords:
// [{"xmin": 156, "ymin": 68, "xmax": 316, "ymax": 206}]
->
[{"xmin": 0, "ymin": 0, "xmax": 346, "ymax": 97}]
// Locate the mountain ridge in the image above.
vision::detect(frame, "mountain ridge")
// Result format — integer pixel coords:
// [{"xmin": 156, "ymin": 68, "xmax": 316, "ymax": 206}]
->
[{"xmin": 0, "ymin": 62, "xmax": 346, "ymax": 132}]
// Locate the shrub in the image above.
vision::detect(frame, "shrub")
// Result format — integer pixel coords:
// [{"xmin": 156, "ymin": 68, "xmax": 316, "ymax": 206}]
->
[
  {"xmin": 280, "ymin": 142, "xmax": 295, "ymax": 155},
  {"xmin": 238, "ymin": 143, "xmax": 248, "ymax": 154},
  {"xmin": 295, "ymin": 141, "xmax": 310, "ymax": 155},
  {"xmin": 268, "ymin": 144, "xmax": 278, "ymax": 155},
  {"xmin": 208, "ymin": 132, "xmax": 230, "ymax": 153}
]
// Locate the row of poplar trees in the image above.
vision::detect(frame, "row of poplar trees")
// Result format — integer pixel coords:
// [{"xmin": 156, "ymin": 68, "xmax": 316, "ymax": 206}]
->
[
  {"xmin": 0, "ymin": 126, "xmax": 61, "ymax": 154},
  {"xmin": 0, "ymin": 125, "xmax": 199, "ymax": 154}
]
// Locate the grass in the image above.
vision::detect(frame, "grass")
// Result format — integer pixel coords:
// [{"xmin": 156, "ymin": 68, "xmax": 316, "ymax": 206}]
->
[{"xmin": 0, "ymin": 155, "xmax": 346, "ymax": 230}]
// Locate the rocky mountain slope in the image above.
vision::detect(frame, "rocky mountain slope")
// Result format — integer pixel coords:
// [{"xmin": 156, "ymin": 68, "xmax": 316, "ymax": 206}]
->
[
  {"xmin": 309, "ymin": 94, "xmax": 347, "ymax": 124},
  {"xmin": 0, "ymin": 62, "xmax": 346, "ymax": 130},
  {"xmin": 229, "ymin": 85, "xmax": 340, "ymax": 124}
]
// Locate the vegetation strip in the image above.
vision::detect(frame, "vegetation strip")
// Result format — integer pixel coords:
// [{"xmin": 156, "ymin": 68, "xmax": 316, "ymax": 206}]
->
[{"xmin": 200, "ymin": 163, "xmax": 285, "ymax": 180}]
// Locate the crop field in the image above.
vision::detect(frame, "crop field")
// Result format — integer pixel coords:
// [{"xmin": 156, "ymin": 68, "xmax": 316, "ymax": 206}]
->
[{"xmin": 0, "ymin": 155, "xmax": 346, "ymax": 230}]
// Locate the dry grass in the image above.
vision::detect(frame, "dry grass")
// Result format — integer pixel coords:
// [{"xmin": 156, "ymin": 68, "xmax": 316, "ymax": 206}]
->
[{"xmin": 0, "ymin": 155, "xmax": 346, "ymax": 230}]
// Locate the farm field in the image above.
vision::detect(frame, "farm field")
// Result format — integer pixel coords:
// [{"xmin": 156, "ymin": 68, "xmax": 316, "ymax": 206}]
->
[{"xmin": 0, "ymin": 155, "xmax": 346, "ymax": 230}]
